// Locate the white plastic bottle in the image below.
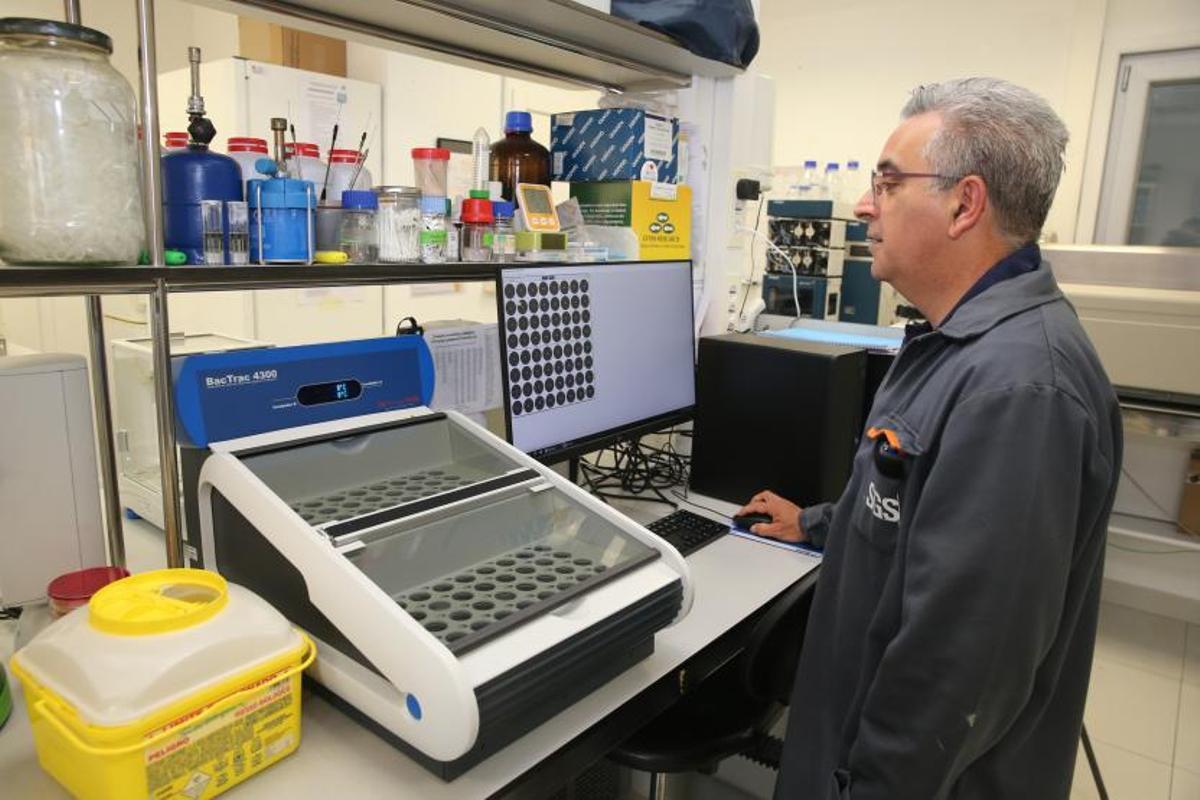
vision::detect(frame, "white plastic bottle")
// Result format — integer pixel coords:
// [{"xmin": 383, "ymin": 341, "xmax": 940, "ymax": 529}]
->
[
  {"xmin": 819, "ymin": 162, "xmax": 839, "ymax": 202},
  {"xmin": 284, "ymin": 142, "xmax": 324, "ymax": 185},
  {"xmin": 843, "ymin": 160, "xmax": 863, "ymax": 203},
  {"xmin": 797, "ymin": 160, "xmax": 819, "ymax": 198},
  {"xmin": 326, "ymin": 148, "xmax": 373, "ymax": 207}
]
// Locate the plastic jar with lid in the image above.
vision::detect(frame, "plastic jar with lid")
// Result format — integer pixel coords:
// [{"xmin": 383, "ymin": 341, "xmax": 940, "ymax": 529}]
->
[
  {"xmin": 491, "ymin": 201, "xmax": 517, "ymax": 262},
  {"xmin": 419, "ymin": 196, "xmax": 448, "ymax": 264},
  {"xmin": 460, "ymin": 198, "xmax": 494, "ymax": 263},
  {"xmin": 412, "ymin": 148, "xmax": 450, "ymax": 198},
  {"xmin": 325, "ymin": 149, "xmax": 372, "ymax": 207},
  {"xmin": 283, "ymin": 142, "xmax": 325, "ymax": 185},
  {"xmin": 227, "ymin": 136, "xmax": 269, "ymax": 193},
  {"xmin": 374, "ymin": 186, "xmax": 421, "ymax": 263},
  {"xmin": 338, "ymin": 190, "xmax": 378, "ymax": 264},
  {"xmin": 0, "ymin": 18, "xmax": 145, "ymax": 265}
]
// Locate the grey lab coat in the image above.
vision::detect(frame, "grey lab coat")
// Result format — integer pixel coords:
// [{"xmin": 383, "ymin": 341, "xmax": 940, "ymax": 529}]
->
[{"xmin": 774, "ymin": 264, "xmax": 1122, "ymax": 799}]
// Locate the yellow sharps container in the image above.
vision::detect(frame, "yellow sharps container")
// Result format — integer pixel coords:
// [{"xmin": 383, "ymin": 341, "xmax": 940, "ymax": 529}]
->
[{"xmin": 10, "ymin": 568, "xmax": 314, "ymax": 799}]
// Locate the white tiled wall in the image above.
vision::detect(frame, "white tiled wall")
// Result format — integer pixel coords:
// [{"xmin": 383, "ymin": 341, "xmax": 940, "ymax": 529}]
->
[{"xmin": 1072, "ymin": 603, "xmax": 1200, "ymax": 800}]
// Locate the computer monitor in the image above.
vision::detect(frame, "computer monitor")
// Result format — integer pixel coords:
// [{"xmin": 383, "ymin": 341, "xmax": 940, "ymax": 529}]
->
[{"xmin": 496, "ymin": 260, "xmax": 696, "ymax": 462}]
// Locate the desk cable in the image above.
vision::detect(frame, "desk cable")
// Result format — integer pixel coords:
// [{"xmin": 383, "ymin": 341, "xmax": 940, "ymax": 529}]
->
[{"xmin": 580, "ymin": 429, "xmax": 690, "ymax": 507}]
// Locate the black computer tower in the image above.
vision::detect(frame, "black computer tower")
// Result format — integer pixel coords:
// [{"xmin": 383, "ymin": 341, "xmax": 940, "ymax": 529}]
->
[{"xmin": 689, "ymin": 334, "xmax": 867, "ymax": 508}]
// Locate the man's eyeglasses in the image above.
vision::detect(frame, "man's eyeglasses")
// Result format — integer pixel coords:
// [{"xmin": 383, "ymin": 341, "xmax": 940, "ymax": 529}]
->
[{"xmin": 869, "ymin": 170, "xmax": 962, "ymax": 198}]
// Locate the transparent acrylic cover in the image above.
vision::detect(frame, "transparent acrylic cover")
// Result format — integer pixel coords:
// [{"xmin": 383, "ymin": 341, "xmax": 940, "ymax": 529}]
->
[
  {"xmin": 239, "ymin": 414, "xmax": 660, "ymax": 654},
  {"xmin": 113, "ymin": 333, "xmax": 264, "ymax": 486}
]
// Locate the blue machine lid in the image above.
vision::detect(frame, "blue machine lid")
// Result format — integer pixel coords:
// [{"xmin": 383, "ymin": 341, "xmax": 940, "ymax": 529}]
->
[
  {"xmin": 765, "ymin": 324, "xmax": 902, "ymax": 352},
  {"xmin": 174, "ymin": 336, "xmax": 436, "ymax": 447},
  {"xmin": 246, "ymin": 178, "xmax": 317, "ymax": 210},
  {"xmin": 342, "ymin": 189, "xmax": 377, "ymax": 210},
  {"xmin": 504, "ymin": 111, "xmax": 532, "ymax": 133}
]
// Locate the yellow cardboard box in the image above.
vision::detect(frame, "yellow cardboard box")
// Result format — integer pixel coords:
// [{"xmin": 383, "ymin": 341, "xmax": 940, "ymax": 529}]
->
[{"xmin": 569, "ymin": 181, "xmax": 691, "ymax": 261}]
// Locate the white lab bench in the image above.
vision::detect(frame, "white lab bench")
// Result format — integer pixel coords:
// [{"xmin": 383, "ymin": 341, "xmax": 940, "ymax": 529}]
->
[{"xmin": 0, "ymin": 527, "xmax": 819, "ymax": 799}]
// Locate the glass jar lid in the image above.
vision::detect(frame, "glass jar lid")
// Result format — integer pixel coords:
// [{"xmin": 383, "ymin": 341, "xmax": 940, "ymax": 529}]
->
[
  {"xmin": 374, "ymin": 185, "xmax": 421, "ymax": 198},
  {"xmin": 0, "ymin": 17, "xmax": 113, "ymax": 53}
]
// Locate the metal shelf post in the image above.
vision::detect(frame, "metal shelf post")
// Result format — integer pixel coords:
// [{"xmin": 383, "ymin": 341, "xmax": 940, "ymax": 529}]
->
[{"xmin": 86, "ymin": 296, "xmax": 128, "ymax": 567}]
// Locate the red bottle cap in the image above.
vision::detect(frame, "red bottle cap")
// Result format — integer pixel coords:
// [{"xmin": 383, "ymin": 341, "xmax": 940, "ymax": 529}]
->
[
  {"xmin": 329, "ymin": 148, "xmax": 363, "ymax": 163},
  {"xmin": 284, "ymin": 142, "xmax": 320, "ymax": 158},
  {"xmin": 228, "ymin": 137, "xmax": 268, "ymax": 154},
  {"xmin": 411, "ymin": 147, "xmax": 451, "ymax": 161},
  {"xmin": 461, "ymin": 198, "xmax": 494, "ymax": 223}
]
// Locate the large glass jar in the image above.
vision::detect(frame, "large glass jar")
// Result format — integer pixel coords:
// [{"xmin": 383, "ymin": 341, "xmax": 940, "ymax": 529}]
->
[
  {"xmin": 0, "ymin": 19, "xmax": 144, "ymax": 265},
  {"xmin": 374, "ymin": 186, "xmax": 421, "ymax": 263}
]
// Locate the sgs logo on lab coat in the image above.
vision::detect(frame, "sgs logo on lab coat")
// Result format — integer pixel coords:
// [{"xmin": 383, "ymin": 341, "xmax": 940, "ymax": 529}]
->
[{"xmin": 865, "ymin": 481, "xmax": 900, "ymax": 523}]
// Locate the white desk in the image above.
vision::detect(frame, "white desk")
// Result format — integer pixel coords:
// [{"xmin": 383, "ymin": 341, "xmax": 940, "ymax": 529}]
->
[{"xmin": 0, "ymin": 530, "xmax": 818, "ymax": 799}]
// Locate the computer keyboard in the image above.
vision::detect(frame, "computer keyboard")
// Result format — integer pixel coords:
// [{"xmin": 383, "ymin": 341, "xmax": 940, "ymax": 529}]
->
[{"xmin": 648, "ymin": 509, "xmax": 729, "ymax": 556}]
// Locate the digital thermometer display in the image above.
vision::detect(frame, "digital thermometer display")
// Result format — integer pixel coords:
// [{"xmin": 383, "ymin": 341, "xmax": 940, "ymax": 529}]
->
[
  {"xmin": 297, "ymin": 379, "xmax": 362, "ymax": 406},
  {"xmin": 516, "ymin": 183, "xmax": 561, "ymax": 232}
]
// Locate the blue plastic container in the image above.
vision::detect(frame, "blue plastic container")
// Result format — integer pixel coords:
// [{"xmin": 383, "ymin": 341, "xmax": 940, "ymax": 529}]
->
[
  {"xmin": 162, "ymin": 147, "xmax": 243, "ymax": 265},
  {"xmin": 247, "ymin": 178, "xmax": 317, "ymax": 263}
]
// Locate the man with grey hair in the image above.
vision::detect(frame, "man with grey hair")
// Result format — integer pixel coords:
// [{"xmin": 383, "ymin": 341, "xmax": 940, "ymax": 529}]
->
[{"xmin": 739, "ymin": 77, "xmax": 1121, "ymax": 798}]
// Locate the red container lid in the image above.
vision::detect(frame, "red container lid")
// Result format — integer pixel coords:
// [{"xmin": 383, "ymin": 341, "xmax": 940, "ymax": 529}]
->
[
  {"xmin": 47, "ymin": 566, "xmax": 130, "ymax": 604},
  {"xmin": 411, "ymin": 147, "xmax": 451, "ymax": 161},
  {"xmin": 461, "ymin": 198, "xmax": 494, "ymax": 224},
  {"xmin": 163, "ymin": 131, "xmax": 189, "ymax": 146},
  {"xmin": 329, "ymin": 148, "xmax": 363, "ymax": 163},
  {"xmin": 284, "ymin": 142, "xmax": 320, "ymax": 158},
  {"xmin": 228, "ymin": 136, "xmax": 268, "ymax": 153}
]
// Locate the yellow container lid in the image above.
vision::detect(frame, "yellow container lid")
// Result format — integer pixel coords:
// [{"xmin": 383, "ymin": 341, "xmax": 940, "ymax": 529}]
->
[
  {"xmin": 89, "ymin": 569, "xmax": 228, "ymax": 636},
  {"xmin": 11, "ymin": 568, "xmax": 304, "ymax": 729}
]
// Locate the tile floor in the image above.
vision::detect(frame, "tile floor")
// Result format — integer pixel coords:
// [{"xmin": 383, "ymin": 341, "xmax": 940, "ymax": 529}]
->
[
  {"xmin": 1070, "ymin": 602, "xmax": 1200, "ymax": 800},
  {"xmin": 687, "ymin": 597, "xmax": 1200, "ymax": 800}
]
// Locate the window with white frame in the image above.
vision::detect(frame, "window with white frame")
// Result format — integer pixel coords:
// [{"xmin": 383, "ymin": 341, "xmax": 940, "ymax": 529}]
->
[{"xmin": 1095, "ymin": 48, "xmax": 1200, "ymax": 247}]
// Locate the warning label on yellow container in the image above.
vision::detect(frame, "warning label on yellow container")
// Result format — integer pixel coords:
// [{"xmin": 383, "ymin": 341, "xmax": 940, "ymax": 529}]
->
[{"xmin": 145, "ymin": 670, "xmax": 299, "ymax": 799}]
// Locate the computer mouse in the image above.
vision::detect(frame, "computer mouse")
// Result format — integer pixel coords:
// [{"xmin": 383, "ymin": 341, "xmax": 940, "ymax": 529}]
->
[{"xmin": 732, "ymin": 512, "xmax": 773, "ymax": 530}]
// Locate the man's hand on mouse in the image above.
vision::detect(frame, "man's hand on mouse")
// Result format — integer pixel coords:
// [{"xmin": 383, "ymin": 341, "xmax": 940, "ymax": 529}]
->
[{"xmin": 736, "ymin": 490, "xmax": 806, "ymax": 542}]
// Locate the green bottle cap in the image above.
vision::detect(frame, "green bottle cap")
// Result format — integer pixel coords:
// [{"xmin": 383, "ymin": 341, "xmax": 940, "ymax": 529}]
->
[{"xmin": 164, "ymin": 250, "xmax": 188, "ymax": 266}]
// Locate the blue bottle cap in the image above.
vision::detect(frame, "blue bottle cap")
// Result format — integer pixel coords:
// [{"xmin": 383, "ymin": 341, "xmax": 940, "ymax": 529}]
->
[
  {"xmin": 492, "ymin": 201, "xmax": 515, "ymax": 219},
  {"xmin": 420, "ymin": 195, "xmax": 447, "ymax": 215},
  {"xmin": 342, "ymin": 189, "xmax": 377, "ymax": 210},
  {"xmin": 255, "ymin": 157, "xmax": 278, "ymax": 177},
  {"xmin": 504, "ymin": 111, "xmax": 533, "ymax": 134},
  {"xmin": 804, "ymin": 160, "xmax": 818, "ymax": 168}
]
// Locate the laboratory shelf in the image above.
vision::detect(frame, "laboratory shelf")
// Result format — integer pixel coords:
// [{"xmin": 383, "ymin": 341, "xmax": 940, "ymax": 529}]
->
[
  {"xmin": 194, "ymin": 0, "xmax": 741, "ymax": 90},
  {"xmin": 1108, "ymin": 511, "xmax": 1200, "ymax": 552},
  {"xmin": 15, "ymin": 0, "xmax": 733, "ymax": 572},
  {"xmin": 0, "ymin": 263, "xmax": 499, "ymax": 298}
]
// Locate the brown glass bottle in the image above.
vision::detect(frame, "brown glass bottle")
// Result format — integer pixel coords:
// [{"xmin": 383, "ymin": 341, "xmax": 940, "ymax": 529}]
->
[{"xmin": 489, "ymin": 111, "xmax": 551, "ymax": 202}]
